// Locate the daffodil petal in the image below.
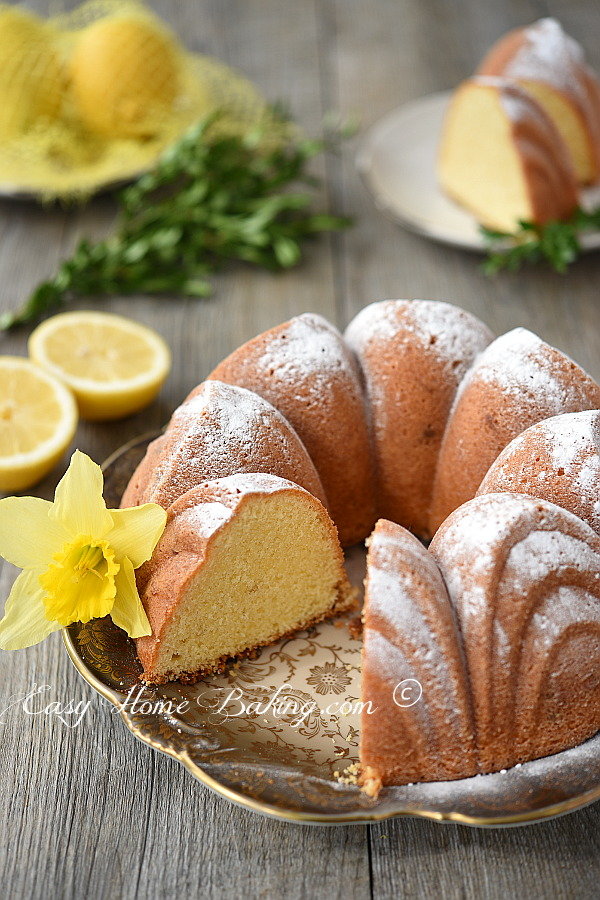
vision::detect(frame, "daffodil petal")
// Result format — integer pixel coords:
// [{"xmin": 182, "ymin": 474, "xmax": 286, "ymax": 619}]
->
[
  {"xmin": 110, "ymin": 557, "xmax": 151, "ymax": 638},
  {"xmin": 0, "ymin": 569, "xmax": 61, "ymax": 650},
  {"xmin": 108, "ymin": 503, "xmax": 167, "ymax": 568},
  {"xmin": 0, "ymin": 496, "xmax": 69, "ymax": 569},
  {"xmin": 51, "ymin": 451, "xmax": 113, "ymax": 538}
]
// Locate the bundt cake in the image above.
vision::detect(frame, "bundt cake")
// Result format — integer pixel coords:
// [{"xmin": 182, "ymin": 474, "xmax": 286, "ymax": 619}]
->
[
  {"xmin": 209, "ymin": 313, "xmax": 376, "ymax": 547},
  {"xmin": 478, "ymin": 410, "xmax": 600, "ymax": 535},
  {"xmin": 438, "ymin": 76, "xmax": 579, "ymax": 232},
  {"xmin": 360, "ymin": 494, "xmax": 600, "ymax": 792},
  {"xmin": 119, "ymin": 298, "xmax": 600, "ymax": 787},
  {"xmin": 345, "ymin": 299, "xmax": 493, "ymax": 539},
  {"xmin": 135, "ymin": 473, "xmax": 355, "ymax": 683},
  {"xmin": 121, "ymin": 379, "xmax": 326, "ymax": 511},
  {"xmin": 360, "ymin": 519, "xmax": 478, "ymax": 791},
  {"xmin": 430, "ymin": 327, "xmax": 600, "ymax": 533},
  {"xmin": 478, "ymin": 18, "xmax": 600, "ymax": 184}
]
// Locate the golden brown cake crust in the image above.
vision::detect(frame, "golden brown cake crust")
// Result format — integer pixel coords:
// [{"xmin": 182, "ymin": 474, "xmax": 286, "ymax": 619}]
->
[
  {"xmin": 120, "ymin": 380, "xmax": 327, "ymax": 510},
  {"xmin": 430, "ymin": 328, "xmax": 600, "ymax": 533},
  {"xmin": 360, "ymin": 519, "xmax": 478, "ymax": 786},
  {"xmin": 209, "ymin": 313, "xmax": 377, "ymax": 546},
  {"xmin": 431, "ymin": 492, "xmax": 600, "ymax": 773},
  {"xmin": 497, "ymin": 78, "xmax": 579, "ymax": 223},
  {"xmin": 478, "ymin": 410, "xmax": 600, "ymax": 536},
  {"xmin": 345, "ymin": 299, "xmax": 494, "ymax": 539},
  {"xmin": 361, "ymin": 496, "xmax": 600, "ymax": 790},
  {"xmin": 478, "ymin": 18, "xmax": 600, "ymax": 183}
]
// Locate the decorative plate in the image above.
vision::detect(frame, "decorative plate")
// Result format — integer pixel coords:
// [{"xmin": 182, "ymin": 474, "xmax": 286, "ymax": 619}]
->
[
  {"xmin": 356, "ymin": 91, "xmax": 600, "ymax": 252},
  {"xmin": 63, "ymin": 434, "xmax": 600, "ymax": 825}
]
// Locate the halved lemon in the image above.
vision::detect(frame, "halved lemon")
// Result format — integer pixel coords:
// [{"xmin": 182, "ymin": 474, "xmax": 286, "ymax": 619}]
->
[
  {"xmin": 28, "ymin": 311, "xmax": 172, "ymax": 421},
  {"xmin": 0, "ymin": 357, "xmax": 78, "ymax": 492}
]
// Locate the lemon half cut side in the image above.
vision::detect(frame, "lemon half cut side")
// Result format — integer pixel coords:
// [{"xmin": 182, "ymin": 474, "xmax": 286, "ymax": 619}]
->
[
  {"xmin": 28, "ymin": 311, "xmax": 172, "ymax": 421},
  {"xmin": 0, "ymin": 357, "xmax": 78, "ymax": 492}
]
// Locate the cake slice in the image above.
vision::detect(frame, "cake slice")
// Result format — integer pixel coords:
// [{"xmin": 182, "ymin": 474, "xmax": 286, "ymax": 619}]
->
[
  {"xmin": 438, "ymin": 76, "xmax": 578, "ymax": 232},
  {"xmin": 478, "ymin": 18, "xmax": 600, "ymax": 184},
  {"xmin": 135, "ymin": 473, "xmax": 355, "ymax": 683}
]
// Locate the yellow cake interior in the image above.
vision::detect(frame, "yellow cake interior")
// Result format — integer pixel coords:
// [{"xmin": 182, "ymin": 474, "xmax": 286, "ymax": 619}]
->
[
  {"xmin": 153, "ymin": 492, "xmax": 352, "ymax": 679},
  {"xmin": 438, "ymin": 82, "xmax": 532, "ymax": 232}
]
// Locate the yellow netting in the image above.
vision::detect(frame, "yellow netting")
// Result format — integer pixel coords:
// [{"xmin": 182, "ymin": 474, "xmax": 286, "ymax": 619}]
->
[{"xmin": 0, "ymin": 0, "xmax": 280, "ymax": 201}]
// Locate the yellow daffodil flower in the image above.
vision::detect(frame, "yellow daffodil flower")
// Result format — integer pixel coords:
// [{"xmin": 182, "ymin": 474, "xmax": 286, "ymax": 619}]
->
[{"xmin": 0, "ymin": 450, "xmax": 166, "ymax": 649}]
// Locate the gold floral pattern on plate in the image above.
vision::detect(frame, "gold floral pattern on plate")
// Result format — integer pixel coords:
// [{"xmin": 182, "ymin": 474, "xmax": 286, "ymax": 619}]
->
[{"xmin": 63, "ymin": 434, "xmax": 600, "ymax": 825}]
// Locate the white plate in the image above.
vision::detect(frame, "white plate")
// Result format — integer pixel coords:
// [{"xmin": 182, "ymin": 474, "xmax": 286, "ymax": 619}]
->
[
  {"xmin": 62, "ymin": 433, "xmax": 600, "ymax": 826},
  {"xmin": 357, "ymin": 91, "xmax": 600, "ymax": 253}
]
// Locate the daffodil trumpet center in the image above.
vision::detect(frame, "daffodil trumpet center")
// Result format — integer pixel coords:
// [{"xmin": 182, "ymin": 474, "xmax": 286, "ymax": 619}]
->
[{"xmin": 39, "ymin": 536, "xmax": 119, "ymax": 627}]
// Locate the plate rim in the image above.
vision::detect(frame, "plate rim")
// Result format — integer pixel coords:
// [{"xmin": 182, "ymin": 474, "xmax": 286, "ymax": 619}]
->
[
  {"xmin": 62, "ymin": 626, "xmax": 600, "ymax": 826},
  {"xmin": 356, "ymin": 90, "xmax": 600, "ymax": 253},
  {"xmin": 60, "ymin": 433, "xmax": 600, "ymax": 827},
  {"xmin": 355, "ymin": 90, "xmax": 486, "ymax": 252}
]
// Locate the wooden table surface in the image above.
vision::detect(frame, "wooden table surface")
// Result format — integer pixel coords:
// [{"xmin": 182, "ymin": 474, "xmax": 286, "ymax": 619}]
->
[{"xmin": 1, "ymin": 1, "xmax": 600, "ymax": 897}]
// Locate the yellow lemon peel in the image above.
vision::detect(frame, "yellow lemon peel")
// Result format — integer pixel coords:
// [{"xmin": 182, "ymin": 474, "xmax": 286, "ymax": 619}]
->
[{"xmin": 0, "ymin": 0, "xmax": 276, "ymax": 201}]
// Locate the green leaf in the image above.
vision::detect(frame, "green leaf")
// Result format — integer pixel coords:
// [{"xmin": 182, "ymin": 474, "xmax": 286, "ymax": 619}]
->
[
  {"xmin": 481, "ymin": 205, "xmax": 599, "ymax": 275},
  {"xmin": 0, "ymin": 107, "xmax": 351, "ymax": 330}
]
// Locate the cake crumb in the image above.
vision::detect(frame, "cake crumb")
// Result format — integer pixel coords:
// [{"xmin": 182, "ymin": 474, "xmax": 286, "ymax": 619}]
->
[
  {"xmin": 358, "ymin": 765, "xmax": 382, "ymax": 797},
  {"xmin": 347, "ymin": 615, "xmax": 363, "ymax": 639},
  {"xmin": 334, "ymin": 762, "xmax": 361, "ymax": 786}
]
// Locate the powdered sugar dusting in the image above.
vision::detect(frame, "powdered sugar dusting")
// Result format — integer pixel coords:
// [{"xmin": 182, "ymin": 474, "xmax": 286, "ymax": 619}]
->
[
  {"xmin": 490, "ymin": 78, "xmax": 554, "ymax": 128},
  {"xmin": 257, "ymin": 313, "xmax": 350, "ymax": 400},
  {"xmin": 178, "ymin": 500, "xmax": 232, "ymax": 540},
  {"xmin": 170, "ymin": 381, "xmax": 296, "ymax": 465},
  {"xmin": 174, "ymin": 472, "xmax": 306, "ymax": 538},
  {"xmin": 469, "ymin": 328, "xmax": 597, "ymax": 412},
  {"xmin": 193, "ymin": 471, "xmax": 303, "ymax": 498},
  {"xmin": 345, "ymin": 299, "xmax": 493, "ymax": 367},
  {"xmin": 366, "ymin": 527, "xmax": 471, "ymax": 732},
  {"xmin": 479, "ymin": 410, "xmax": 600, "ymax": 533},
  {"xmin": 505, "ymin": 18, "xmax": 587, "ymax": 101},
  {"xmin": 434, "ymin": 493, "xmax": 600, "ymax": 650},
  {"xmin": 145, "ymin": 380, "xmax": 323, "ymax": 507},
  {"xmin": 433, "ymin": 493, "xmax": 594, "ymax": 632},
  {"xmin": 545, "ymin": 410, "xmax": 600, "ymax": 493}
]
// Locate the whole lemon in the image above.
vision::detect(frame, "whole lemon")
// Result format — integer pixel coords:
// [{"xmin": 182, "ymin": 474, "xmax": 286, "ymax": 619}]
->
[
  {"xmin": 69, "ymin": 14, "xmax": 180, "ymax": 138},
  {"xmin": 0, "ymin": 6, "xmax": 63, "ymax": 138}
]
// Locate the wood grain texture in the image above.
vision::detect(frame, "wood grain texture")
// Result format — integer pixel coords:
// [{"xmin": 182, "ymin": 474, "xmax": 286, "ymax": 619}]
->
[{"xmin": 0, "ymin": 0, "xmax": 599, "ymax": 897}]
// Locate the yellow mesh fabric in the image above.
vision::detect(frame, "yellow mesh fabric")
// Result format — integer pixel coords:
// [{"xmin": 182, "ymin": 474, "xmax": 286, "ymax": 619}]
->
[{"xmin": 0, "ymin": 1, "xmax": 277, "ymax": 200}]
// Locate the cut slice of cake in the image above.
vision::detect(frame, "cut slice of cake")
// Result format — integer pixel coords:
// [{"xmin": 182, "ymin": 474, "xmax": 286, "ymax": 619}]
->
[
  {"xmin": 438, "ymin": 76, "xmax": 578, "ymax": 232},
  {"xmin": 478, "ymin": 18, "xmax": 600, "ymax": 184},
  {"xmin": 135, "ymin": 473, "xmax": 356, "ymax": 683}
]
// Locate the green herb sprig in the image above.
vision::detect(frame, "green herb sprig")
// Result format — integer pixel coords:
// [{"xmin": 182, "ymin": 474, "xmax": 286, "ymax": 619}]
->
[
  {"xmin": 481, "ymin": 206, "xmax": 600, "ymax": 275},
  {"xmin": 0, "ymin": 112, "xmax": 351, "ymax": 330}
]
